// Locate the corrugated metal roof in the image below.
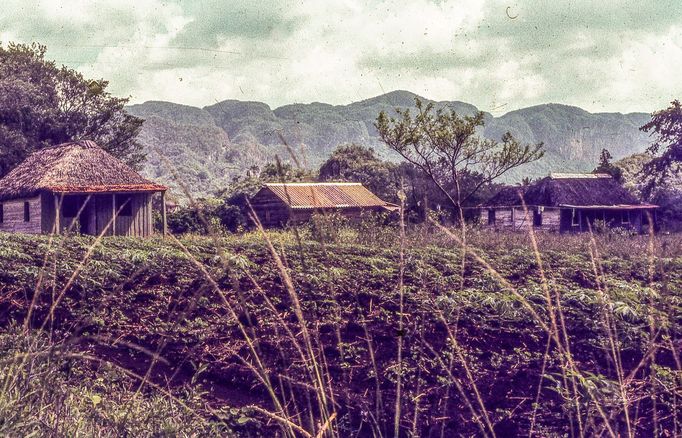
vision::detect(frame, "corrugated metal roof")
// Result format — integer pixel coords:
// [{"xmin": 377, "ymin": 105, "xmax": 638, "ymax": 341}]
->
[{"xmin": 261, "ymin": 182, "xmax": 395, "ymax": 209}]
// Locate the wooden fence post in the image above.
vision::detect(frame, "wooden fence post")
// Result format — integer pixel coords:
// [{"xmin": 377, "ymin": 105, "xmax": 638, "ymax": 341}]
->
[
  {"xmin": 111, "ymin": 194, "xmax": 117, "ymax": 236},
  {"xmin": 161, "ymin": 191, "xmax": 167, "ymax": 237}
]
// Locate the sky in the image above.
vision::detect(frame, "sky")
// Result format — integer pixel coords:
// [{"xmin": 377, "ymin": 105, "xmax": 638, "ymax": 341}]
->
[{"xmin": 1, "ymin": 0, "xmax": 681, "ymax": 115}]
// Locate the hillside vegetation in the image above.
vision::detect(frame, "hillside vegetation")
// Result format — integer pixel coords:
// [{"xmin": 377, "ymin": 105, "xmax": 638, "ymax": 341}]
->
[
  {"xmin": 126, "ymin": 91, "xmax": 651, "ymax": 196},
  {"xmin": 0, "ymin": 226, "xmax": 679, "ymax": 437}
]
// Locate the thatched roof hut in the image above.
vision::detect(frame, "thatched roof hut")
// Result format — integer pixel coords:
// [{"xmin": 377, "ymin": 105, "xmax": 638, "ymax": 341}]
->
[
  {"xmin": 484, "ymin": 173, "xmax": 645, "ymax": 208},
  {"xmin": 482, "ymin": 173, "xmax": 657, "ymax": 233},
  {"xmin": 250, "ymin": 182, "xmax": 398, "ymax": 226},
  {"xmin": 0, "ymin": 140, "xmax": 167, "ymax": 237},
  {"xmin": 0, "ymin": 140, "xmax": 165, "ymax": 201}
]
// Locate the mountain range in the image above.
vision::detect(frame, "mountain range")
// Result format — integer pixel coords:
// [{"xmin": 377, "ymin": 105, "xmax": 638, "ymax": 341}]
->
[{"xmin": 126, "ymin": 90, "xmax": 653, "ymax": 197}]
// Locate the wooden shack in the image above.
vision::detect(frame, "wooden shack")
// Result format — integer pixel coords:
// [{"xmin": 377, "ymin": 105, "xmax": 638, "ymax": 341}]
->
[
  {"xmin": 481, "ymin": 173, "xmax": 658, "ymax": 233},
  {"xmin": 0, "ymin": 140, "xmax": 167, "ymax": 237},
  {"xmin": 250, "ymin": 182, "xmax": 398, "ymax": 227}
]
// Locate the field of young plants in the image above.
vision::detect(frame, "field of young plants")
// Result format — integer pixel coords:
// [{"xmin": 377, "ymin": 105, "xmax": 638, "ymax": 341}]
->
[{"xmin": 0, "ymin": 226, "xmax": 680, "ymax": 437}]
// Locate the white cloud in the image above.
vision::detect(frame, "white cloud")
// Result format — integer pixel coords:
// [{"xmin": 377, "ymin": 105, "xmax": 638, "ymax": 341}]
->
[{"xmin": 2, "ymin": 0, "xmax": 681, "ymax": 114}]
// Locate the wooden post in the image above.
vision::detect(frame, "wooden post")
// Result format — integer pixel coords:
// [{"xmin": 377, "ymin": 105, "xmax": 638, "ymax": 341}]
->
[
  {"xmin": 161, "ymin": 191, "xmax": 167, "ymax": 237},
  {"xmin": 54, "ymin": 193, "xmax": 60, "ymax": 234},
  {"xmin": 111, "ymin": 194, "xmax": 117, "ymax": 236}
]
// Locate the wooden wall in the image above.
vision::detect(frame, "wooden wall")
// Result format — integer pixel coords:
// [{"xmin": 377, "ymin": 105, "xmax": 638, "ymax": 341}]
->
[
  {"xmin": 560, "ymin": 208, "xmax": 646, "ymax": 233},
  {"xmin": 112, "ymin": 193, "xmax": 154, "ymax": 237},
  {"xmin": 482, "ymin": 207, "xmax": 651, "ymax": 234},
  {"xmin": 481, "ymin": 207, "xmax": 561, "ymax": 232},
  {"xmin": 251, "ymin": 191, "xmax": 291, "ymax": 227},
  {"xmin": 289, "ymin": 207, "xmax": 381, "ymax": 224},
  {"xmin": 0, "ymin": 196, "xmax": 42, "ymax": 234},
  {"xmin": 41, "ymin": 192, "xmax": 154, "ymax": 237}
]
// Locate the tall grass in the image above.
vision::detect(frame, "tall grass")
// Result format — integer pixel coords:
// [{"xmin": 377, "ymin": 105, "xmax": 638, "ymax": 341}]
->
[{"xmin": 0, "ymin": 191, "xmax": 680, "ymax": 436}]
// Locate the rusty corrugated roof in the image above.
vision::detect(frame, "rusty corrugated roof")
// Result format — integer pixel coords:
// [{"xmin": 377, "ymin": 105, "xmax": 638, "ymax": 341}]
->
[{"xmin": 262, "ymin": 182, "xmax": 395, "ymax": 209}]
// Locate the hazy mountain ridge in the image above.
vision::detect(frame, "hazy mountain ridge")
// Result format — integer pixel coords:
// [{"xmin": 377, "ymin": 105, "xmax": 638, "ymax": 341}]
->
[{"xmin": 126, "ymin": 90, "xmax": 652, "ymax": 196}]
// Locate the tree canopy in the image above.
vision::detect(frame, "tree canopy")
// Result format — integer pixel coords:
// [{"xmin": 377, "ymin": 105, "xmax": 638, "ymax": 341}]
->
[
  {"xmin": 640, "ymin": 100, "xmax": 682, "ymax": 189},
  {"xmin": 375, "ymin": 98, "xmax": 544, "ymax": 217},
  {"xmin": 593, "ymin": 148, "xmax": 623, "ymax": 182},
  {"xmin": 318, "ymin": 143, "xmax": 399, "ymax": 202},
  {"xmin": 0, "ymin": 42, "xmax": 144, "ymax": 177}
]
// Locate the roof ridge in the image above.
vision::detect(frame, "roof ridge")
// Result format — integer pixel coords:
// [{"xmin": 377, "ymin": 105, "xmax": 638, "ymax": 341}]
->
[
  {"xmin": 41, "ymin": 139, "xmax": 101, "ymax": 151},
  {"xmin": 265, "ymin": 182, "xmax": 362, "ymax": 186}
]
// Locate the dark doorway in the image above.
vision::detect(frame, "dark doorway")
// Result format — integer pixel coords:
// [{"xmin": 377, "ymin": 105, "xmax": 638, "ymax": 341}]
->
[
  {"xmin": 79, "ymin": 198, "xmax": 91, "ymax": 235},
  {"xmin": 487, "ymin": 209, "xmax": 496, "ymax": 225}
]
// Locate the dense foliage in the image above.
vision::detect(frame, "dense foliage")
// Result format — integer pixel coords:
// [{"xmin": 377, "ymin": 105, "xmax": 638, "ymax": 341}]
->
[
  {"xmin": 319, "ymin": 143, "xmax": 400, "ymax": 203},
  {"xmin": 0, "ymin": 230, "xmax": 679, "ymax": 437},
  {"xmin": 615, "ymin": 153, "xmax": 682, "ymax": 230},
  {"xmin": 640, "ymin": 100, "xmax": 682, "ymax": 190},
  {"xmin": 0, "ymin": 42, "xmax": 144, "ymax": 177}
]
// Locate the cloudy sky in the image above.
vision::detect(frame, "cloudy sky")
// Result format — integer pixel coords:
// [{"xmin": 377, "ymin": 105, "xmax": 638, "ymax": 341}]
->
[{"xmin": 1, "ymin": 0, "xmax": 681, "ymax": 114}]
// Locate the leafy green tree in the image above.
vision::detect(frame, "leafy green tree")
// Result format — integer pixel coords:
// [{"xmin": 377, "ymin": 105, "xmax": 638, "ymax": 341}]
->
[
  {"xmin": 318, "ymin": 143, "xmax": 399, "ymax": 202},
  {"xmin": 258, "ymin": 161, "xmax": 313, "ymax": 182},
  {"xmin": 640, "ymin": 100, "xmax": 682, "ymax": 192},
  {"xmin": 593, "ymin": 148, "xmax": 623, "ymax": 182},
  {"xmin": 375, "ymin": 98, "xmax": 544, "ymax": 220},
  {"xmin": 0, "ymin": 42, "xmax": 144, "ymax": 177}
]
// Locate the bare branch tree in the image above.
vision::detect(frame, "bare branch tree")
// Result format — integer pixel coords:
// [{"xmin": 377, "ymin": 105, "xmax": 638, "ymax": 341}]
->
[{"xmin": 375, "ymin": 98, "xmax": 544, "ymax": 220}]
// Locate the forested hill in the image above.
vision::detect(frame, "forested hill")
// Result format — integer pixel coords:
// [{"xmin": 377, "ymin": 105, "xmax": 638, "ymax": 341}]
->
[{"xmin": 126, "ymin": 90, "xmax": 651, "ymax": 197}]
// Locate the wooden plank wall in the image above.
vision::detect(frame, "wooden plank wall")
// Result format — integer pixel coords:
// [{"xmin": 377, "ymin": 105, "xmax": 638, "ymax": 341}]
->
[
  {"xmin": 0, "ymin": 196, "xmax": 42, "ymax": 234},
  {"xmin": 289, "ymin": 207, "xmax": 386, "ymax": 225},
  {"xmin": 41, "ymin": 193, "xmax": 56, "ymax": 234},
  {"xmin": 481, "ymin": 207, "xmax": 561, "ymax": 232},
  {"xmin": 251, "ymin": 191, "xmax": 291, "ymax": 227},
  {"xmin": 112, "ymin": 193, "xmax": 153, "ymax": 237},
  {"xmin": 40, "ymin": 192, "xmax": 154, "ymax": 237}
]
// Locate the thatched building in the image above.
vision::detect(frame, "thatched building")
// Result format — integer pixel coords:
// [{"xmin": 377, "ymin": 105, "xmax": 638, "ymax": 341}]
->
[
  {"xmin": 482, "ymin": 173, "xmax": 657, "ymax": 233},
  {"xmin": 0, "ymin": 140, "xmax": 167, "ymax": 236},
  {"xmin": 250, "ymin": 182, "xmax": 398, "ymax": 227}
]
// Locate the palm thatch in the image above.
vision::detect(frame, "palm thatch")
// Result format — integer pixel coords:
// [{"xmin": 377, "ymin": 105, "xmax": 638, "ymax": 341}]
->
[
  {"xmin": 485, "ymin": 173, "xmax": 653, "ymax": 208},
  {"xmin": 0, "ymin": 140, "xmax": 165, "ymax": 201}
]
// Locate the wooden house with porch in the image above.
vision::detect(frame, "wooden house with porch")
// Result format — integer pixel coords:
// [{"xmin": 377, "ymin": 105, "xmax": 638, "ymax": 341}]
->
[
  {"xmin": 481, "ymin": 173, "xmax": 657, "ymax": 233},
  {"xmin": 0, "ymin": 140, "xmax": 168, "ymax": 237},
  {"xmin": 250, "ymin": 182, "xmax": 398, "ymax": 227}
]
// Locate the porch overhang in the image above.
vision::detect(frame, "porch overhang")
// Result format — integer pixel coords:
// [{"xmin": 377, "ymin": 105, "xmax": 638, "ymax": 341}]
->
[
  {"xmin": 558, "ymin": 204, "xmax": 659, "ymax": 210},
  {"xmin": 45, "ymin": 184, "xmax": 167, "ymax": 195}
]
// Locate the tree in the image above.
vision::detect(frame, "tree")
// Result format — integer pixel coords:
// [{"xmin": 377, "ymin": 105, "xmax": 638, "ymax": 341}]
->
[
  {"xmin": 593, "ymin": 148, "xmax": 623, "ymax": 182},
  {"xmin": 258, "ymin": 161, "xmax": 313, "ymax": 182},
  {"xmin": 640, "ymin": 100, "xmax": 682, "ymax": 192},
  {"xmin": 318, "ymin": 143, "xmax": 399, "ymax": 202},
  {"xmin": 375, "ymin": 98, "xmax": 544, "ymax": 220},
  {"xmin": 0, "ymin": 42, "xmax": 144, "ymax": 177}
]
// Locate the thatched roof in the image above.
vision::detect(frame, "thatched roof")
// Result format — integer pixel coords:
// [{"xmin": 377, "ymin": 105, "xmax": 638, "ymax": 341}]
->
[
  {"xmin": 485, "ymin": 173, "xmax": 656, "ymax": 208},
  {"xmin": 0, "ymin": 140, "xmax": 165, "ymax": 201},
  {"xmin": 254, "ymin": 182, "xmax": 398, "ymax": 210}
]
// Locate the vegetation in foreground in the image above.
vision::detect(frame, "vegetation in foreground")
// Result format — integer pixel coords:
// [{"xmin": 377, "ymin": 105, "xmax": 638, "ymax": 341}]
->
[{"xmin": 0, "ymin": 225, "xmax": 680, "ymax": 437}]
